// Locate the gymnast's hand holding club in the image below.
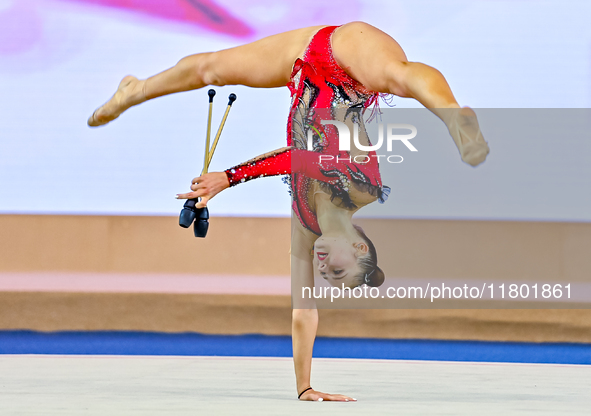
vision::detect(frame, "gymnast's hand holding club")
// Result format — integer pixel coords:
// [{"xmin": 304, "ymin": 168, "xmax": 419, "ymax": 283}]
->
[{"xmin": 176, "ymin": 90, "xmax": 236, "ymax": 237}]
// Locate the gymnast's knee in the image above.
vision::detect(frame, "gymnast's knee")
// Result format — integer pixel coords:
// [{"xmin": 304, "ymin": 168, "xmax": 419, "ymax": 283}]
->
[
  {"xmin": 182, "ymin": 52, "xmax": 225, "ymax": 87},
  {"xmin": 383, "ymin": 60, "xmax": 414, "ymax": 97}
]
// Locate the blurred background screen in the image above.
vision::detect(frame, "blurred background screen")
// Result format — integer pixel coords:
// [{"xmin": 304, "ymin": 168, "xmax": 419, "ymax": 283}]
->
[{"xmin": 1, "ymin": 0, "xmax": 590, "ymax": 220}]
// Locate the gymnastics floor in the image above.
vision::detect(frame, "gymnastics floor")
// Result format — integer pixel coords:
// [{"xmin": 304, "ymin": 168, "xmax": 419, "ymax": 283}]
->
[
  {"xmin": 1, "ymin": 272, "xmax": 590, "ymax": 414},
  {"xmin": 1, "ymin": 354, "xmax": 590, "ymax": 415},
  {"xmin": 1, "ymin": 331, "xmax": 591, "ymax": 415}
]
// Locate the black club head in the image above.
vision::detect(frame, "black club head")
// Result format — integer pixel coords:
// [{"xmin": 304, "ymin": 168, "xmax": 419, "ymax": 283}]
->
[
  {"xmin": 194, "ymin": 218, "xmax": 209, "ymax": 238},
  {"xmin": 179, "ymin": 199, "xmax": 199, "ymax": 228},
  {"xmin": 197, "ymin": 206, "xmax": 209, "ymax": 220},
  {"xmin": 179, "ymin": 207, "xmax": 197, "ymax": 228},
  {"xmin": 193, "ymin": 207, "xmax": 209, "ymax": 238}
]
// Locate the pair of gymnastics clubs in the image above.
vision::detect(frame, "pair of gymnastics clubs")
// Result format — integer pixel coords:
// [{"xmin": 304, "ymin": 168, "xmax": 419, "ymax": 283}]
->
[{"xmin": 179, "ymin": 89, "xmax": 237, "ymax": 237}]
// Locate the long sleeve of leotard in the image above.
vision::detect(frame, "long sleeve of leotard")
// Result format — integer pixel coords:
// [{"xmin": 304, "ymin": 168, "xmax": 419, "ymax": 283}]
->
[
  {"xmin": 224, "ymin": 147, "xmax": 292, "ymax": 186},
  {"xmin": 225, "ymin": 147, "xmax": 381, "ymax": 187}
]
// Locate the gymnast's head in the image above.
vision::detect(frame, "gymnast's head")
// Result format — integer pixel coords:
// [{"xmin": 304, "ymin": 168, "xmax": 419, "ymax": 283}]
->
[{"xmin": 313, "ymin": 224, "xmax": 385, "ymax": 288}]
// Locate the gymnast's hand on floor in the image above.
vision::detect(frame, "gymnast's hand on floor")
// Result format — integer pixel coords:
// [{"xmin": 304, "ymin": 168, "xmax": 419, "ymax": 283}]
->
[
  {"xmin": 299, "ymin": 389, "xmax": 356, "ymax": 402},
  {"xmin": 175, "ymin": 172, "xmax": 230, "ymax": 208}
]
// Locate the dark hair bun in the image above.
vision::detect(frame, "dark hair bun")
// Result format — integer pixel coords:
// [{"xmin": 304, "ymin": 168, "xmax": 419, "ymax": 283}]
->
[{"xmin": 367, "ymin": 267, "xmax": 385, "ymax": 287}]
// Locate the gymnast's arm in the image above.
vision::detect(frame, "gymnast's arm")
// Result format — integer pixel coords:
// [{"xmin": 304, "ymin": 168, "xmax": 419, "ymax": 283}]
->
[
  {"xmin": 176, "ymin": 149, "xmax": 355, "ymax": 401},
  {"xmin": 290, "ymin": 219, "xmax": 318, "ymax": 400},
  {"xmin": 176, "ymin": 146, "xmax": 378, "ymax": 209},
  {"xmin": 175, "ymin": 147, "xmax": 291, "ymax": 207},
  {"xmin": 291, "ymin": 214, "xmax": 355, "ymax": 402}
]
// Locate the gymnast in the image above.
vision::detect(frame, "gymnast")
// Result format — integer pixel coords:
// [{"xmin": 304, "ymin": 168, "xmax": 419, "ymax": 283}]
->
[{"xmin": 88, "ymin": 22, "xmax": 489, "ymax": 401}]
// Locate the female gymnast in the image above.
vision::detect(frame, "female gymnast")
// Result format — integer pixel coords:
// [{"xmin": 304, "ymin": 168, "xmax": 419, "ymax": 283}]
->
[{"xmin": 88, "ymin": 22, "xmax": 489, "ymax": 402}]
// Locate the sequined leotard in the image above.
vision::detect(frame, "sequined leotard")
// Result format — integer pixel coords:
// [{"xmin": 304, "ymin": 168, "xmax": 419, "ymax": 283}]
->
[{"xmin": 225, "ymin": 26, "xmax": 389, "ymax": 235}]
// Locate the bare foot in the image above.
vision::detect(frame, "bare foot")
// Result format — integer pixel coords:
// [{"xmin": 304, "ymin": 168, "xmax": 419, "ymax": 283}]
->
[
  {"xmin": 87, "ymin": 75, "xmax": 145, "ymax": 127},
  {"xmin": 448, "ymin": 107, "xmax": 490, "ymax": 167}
]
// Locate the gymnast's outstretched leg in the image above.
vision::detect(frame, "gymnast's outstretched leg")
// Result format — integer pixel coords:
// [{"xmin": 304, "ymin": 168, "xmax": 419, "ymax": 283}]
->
[
  {"xmin": 87, "ymin": 26, "xmax": 325, "ymax": 126},
  {"xmin": 87, "ymin": 22, "xmax": 489, "ymax": 168},
  {"xmin": 88, "ymin": 22, "xmax": 489, "ymax": 166}
]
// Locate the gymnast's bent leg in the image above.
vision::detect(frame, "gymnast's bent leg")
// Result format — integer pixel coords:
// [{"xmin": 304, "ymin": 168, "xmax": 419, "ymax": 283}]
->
[{"xmin": 332, "ymin": 22, "xmax": 489, "ymax": 166}]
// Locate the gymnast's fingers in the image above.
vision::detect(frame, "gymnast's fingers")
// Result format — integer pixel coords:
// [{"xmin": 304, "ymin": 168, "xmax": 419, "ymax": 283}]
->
[
  {"xmin": 299, "ymin": 389, "xmax": 356, "ymax": 402},
  {"xmin": 318, "ymin": 393, "xmax": 355, "ymax": 402},
  {"xmin": 195, "ymin": 197, "xmax": 210, "ymax": 209},
  {"xmin": 175, "ymin": 190, "xmax": 205, "ymax": 200},
  {"xmin": 329, "ymin": 394, "xmax": 356, "ymax": 402},
  {"xmin": 190, "ymin": 182, "xmax": 205, "ymax": 191}
]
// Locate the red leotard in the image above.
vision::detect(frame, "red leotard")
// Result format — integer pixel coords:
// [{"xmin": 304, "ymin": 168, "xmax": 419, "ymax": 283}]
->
[{"xmin": 225, "ymin": 26, "xmax": 389, "ymax": 235}]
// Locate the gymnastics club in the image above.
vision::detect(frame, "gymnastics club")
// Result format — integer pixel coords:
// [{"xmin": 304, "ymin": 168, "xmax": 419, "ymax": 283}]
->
[
  {"xmin": 192, "ymin": 92, "xmax": 237, "ymax": 238},
  {"xmin": 203, "ymin": 89, "xmax": 216, "ymax": 174},
  {"xmin": 193, "ymin": 93, "xmax": 237, "ymax": 238},
  {"xmin": 179, "ymin": 89, "xmax": 216, "ymax": 233},
  {"xmin": 205, "ymin": 93, "xmax": 237, "ymax": 170},
  {"xmin": 178, "ymin": 90, "xmax": 237, "ymax": 238}
]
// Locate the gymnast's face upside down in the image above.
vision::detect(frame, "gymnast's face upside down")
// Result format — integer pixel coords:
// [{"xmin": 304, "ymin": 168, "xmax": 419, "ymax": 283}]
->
[{"xmin": 313, "ymin": 235, "xmax": 370, "ymax": 289}]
